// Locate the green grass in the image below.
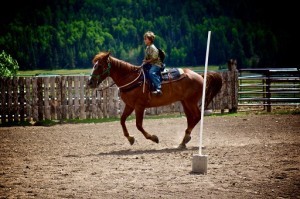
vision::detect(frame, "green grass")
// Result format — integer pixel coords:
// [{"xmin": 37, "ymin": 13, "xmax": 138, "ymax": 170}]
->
[
  {"xmin": 17, "ymin": 65, "xmax": 223, "ymax": 76},
  {"xmin": 17, "ymin": 69, "xmax": 92, "ymax": 76},
  {"xmin": 184, "ymin": 65, "xmax": 223, "ymax": 72}
]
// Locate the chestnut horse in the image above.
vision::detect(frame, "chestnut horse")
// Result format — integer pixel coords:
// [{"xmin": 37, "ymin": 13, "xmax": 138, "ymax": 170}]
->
[{"xmin": 87, "ymin": 52, "xmax": 222, "ymax": 148}]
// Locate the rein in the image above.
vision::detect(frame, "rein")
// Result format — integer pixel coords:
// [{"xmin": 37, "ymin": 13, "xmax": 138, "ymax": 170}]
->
[
  {"xmin": 97, "ymin": 82, "xmax": 116, "ymax": 91},
  {"xmin": 118, "ymin": 71, "xmax": 142, "ymax": 89},
  {"xmin": 92, "ymin": 57, "xmax": 146, "ymax": 93}
]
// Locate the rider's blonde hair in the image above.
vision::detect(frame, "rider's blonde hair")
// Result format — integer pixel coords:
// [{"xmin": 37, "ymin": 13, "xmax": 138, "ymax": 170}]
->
[{"xmin": 144, "ymin": 31, "xmax": 155, "ymax": 43}]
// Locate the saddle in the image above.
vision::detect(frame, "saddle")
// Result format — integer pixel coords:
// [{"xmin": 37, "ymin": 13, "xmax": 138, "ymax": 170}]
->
[
  {"xmin": 161, "ymin": 68, "xmax": 184, "ymax": 83},
  {"xmin": 119, "ymin": 68, "xmax": 185, "ymax": 92}
]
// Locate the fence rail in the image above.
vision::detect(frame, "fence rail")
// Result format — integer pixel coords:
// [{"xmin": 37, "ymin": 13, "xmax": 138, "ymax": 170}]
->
[
  {"xmin": 238, "ymin": 68, "xmax": 300, "ymax": 112},
  {"xmin": 0, "ymin": 70, "xmax": 238, "ymax": 125}
]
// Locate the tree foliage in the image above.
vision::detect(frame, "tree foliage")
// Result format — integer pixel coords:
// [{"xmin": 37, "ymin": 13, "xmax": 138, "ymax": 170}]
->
[
  {"xmin": 0, "ymin": 50, "xmax": 19, "ymax": 77},
  {"xmin": 0, "ymin": 0, "xmax": 296, "ymax": 70}
]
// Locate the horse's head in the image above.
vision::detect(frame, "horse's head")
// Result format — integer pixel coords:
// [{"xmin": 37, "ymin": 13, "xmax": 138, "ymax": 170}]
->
[{"xmin": 87, "ymin": 51, "xmax": 111, "ymax": 88}]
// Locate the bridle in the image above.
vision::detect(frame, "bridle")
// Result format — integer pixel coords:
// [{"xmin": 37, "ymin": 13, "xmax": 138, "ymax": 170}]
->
[
  {"xmin": 91, "ymin": 57, "xmax": 112, "ymax": 84},
  {"xmin": 91, "ymin": 56, "xmax": 146, "ymax": 93}
]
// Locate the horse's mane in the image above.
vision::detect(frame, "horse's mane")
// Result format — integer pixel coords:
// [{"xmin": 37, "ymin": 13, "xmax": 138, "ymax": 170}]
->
[
  {"xmin": 92, "ymin": 52, "xmax": 108, "ymax": 64},
  {"xmin": 110, "ymin": 57, "xmax": 140, "ymax": 71},
  {"xmin": 93, "ymin": 51, "xmax": 140, "ymax": 72}
]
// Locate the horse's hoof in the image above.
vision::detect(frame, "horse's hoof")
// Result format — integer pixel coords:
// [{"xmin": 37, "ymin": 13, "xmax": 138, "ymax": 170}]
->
[
  {"xmin": 127, "ymin": 136, "xmax": 135, "ymax": 145},
  {"xmin": 183, "ymin": 134, "xmax": 191, "ymax": 144},
  {"xmin": 178, "ymin": 144, "xmax": 187, "ymax": 150},
  {"xmin": 151, "ymin": 135, "xmax": 159, "ymax": 144}
]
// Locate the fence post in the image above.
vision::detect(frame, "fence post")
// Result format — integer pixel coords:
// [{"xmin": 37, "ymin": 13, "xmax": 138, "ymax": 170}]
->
[
  {"xmin": 265, "ymin": 70, "xmax": 271, "ymax": 112},
  {"xmin": 56, "ymin": 76, "xmax": 62, "ymax": 121},
  {"xmin": 13, "ymin": 77, "xmax": 19, "ymax": 122},
  {"xmin": 37, "ymin": 77, "xmax": 44, "ymax": 121},
  {"xmin": 7, "ymin": 78, "xmax": 13, "ymax": 123},
  {"xmin": 19, "ymin": 77, "xmax": 25, "ymax": 122},
  {"xmin": 1, "ymin": 78, "xmax": 6, "ymax": 124},
  {"xmin": 228, "ymin": 59, "xmax": 238, "ymax": 113},
  {"xmin": 61, "ymin": 76, "xmax": 67, "ymax": 119}
]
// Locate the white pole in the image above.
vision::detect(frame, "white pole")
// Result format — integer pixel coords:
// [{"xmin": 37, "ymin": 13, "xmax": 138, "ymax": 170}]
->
[{"xmin": 199, "ymin": 31, "xmax": 211, "ymax": 155}]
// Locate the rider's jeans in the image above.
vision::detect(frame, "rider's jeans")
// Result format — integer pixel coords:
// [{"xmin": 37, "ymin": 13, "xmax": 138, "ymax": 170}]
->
[{"xmin": 148, "ymin": 65, "xmax": 162, "ymax": 91}]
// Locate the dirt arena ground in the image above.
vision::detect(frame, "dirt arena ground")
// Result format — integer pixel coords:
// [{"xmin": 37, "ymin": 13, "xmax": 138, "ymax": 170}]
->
[{"xmin": 0, "ymin": 112, "xmax": 299, "ymax": 199}]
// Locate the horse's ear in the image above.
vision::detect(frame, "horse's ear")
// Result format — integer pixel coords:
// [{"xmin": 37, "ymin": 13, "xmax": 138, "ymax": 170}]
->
[{"xmin": 104, "ymin": 51, "xmax": 110, "ymax": 60}]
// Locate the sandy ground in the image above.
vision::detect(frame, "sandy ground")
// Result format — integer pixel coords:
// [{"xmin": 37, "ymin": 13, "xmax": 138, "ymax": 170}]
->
[{"xmin": 0, "ymin": 113, "xmax": 299, "ymax": 199}]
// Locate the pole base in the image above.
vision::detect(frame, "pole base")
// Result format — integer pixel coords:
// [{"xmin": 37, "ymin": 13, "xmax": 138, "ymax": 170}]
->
[{"xmin": 192, "ymin": 154, "xmax": 208, "ymax": 174}]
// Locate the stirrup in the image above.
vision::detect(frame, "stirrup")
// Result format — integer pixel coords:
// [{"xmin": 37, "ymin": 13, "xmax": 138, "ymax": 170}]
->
[{"xmin": 151, "ymin": 90, "xmax": 162, "ymax": 96}]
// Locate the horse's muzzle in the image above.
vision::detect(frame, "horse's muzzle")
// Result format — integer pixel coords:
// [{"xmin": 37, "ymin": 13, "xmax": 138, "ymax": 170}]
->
[
  {"xmin": 87, "ymin": 77, "xmax": 101, "ymax": 88},
  {"xmin": 87, "ymin": 78, "xmax": 96, "ymax": 88}
]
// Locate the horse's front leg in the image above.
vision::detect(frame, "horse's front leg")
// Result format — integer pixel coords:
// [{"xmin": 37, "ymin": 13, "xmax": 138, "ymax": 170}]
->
[
  {"xmin": 178, "ymin": 101, "xmax": 201, "ymax": 149},
  {"xmin": 121, "ymin": 105, "xmax": 135, "ymax": 145},
  {"xmin": 135, "ymin": 106, "xmax": 159, "ymax": 144}
]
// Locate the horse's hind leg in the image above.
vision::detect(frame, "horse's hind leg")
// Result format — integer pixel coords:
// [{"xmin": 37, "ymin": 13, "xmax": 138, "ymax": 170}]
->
[
  {"xmin": 179, "ymin": 101, "xmax": 201, "ymax": 149},
  {"xmin": 135, "ymin": 106, "xmax": 159, "ymax": 144},
  {"xmin": 121, "ymin": 105, "xmax": 135, "ymax": 145}
]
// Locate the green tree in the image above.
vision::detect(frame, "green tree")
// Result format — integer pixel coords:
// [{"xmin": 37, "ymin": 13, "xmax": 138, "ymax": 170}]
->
[
  {"xmin": 0, "ymin": 0, "xmax": 292, "ymax": 69},
  {"xmin": 0, "ymin": 50, "xmax": 19, "ymax": 77}
]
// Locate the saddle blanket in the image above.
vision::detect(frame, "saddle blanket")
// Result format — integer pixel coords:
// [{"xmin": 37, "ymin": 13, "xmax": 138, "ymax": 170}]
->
[
  {"xmin": 119, "ymin": 67, "xmax": 185, "ymax": 92},
  {"xmin": 161, "ymin": 68, "xmax": 184, "ymax": 81}
]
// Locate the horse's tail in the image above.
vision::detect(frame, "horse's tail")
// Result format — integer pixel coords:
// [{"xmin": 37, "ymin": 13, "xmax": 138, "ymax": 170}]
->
[{"xmin": 203, "ymin": 72, "xmax": 223, "ymax": 109}]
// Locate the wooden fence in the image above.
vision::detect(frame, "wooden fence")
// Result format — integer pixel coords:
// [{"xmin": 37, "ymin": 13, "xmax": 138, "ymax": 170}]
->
[
  {"xmin": 0, "ymin": 69, "xmax": 238, "ymax": 125},
  {"xmin": 238, "ymin": 68, "xmax": 300, "ymax": 112}
]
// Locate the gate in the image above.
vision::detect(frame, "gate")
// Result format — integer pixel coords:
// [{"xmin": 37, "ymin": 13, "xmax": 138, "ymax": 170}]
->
[{"xmin": 238, "ymin": 68, "xmax": 300, "ymax": 112}]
